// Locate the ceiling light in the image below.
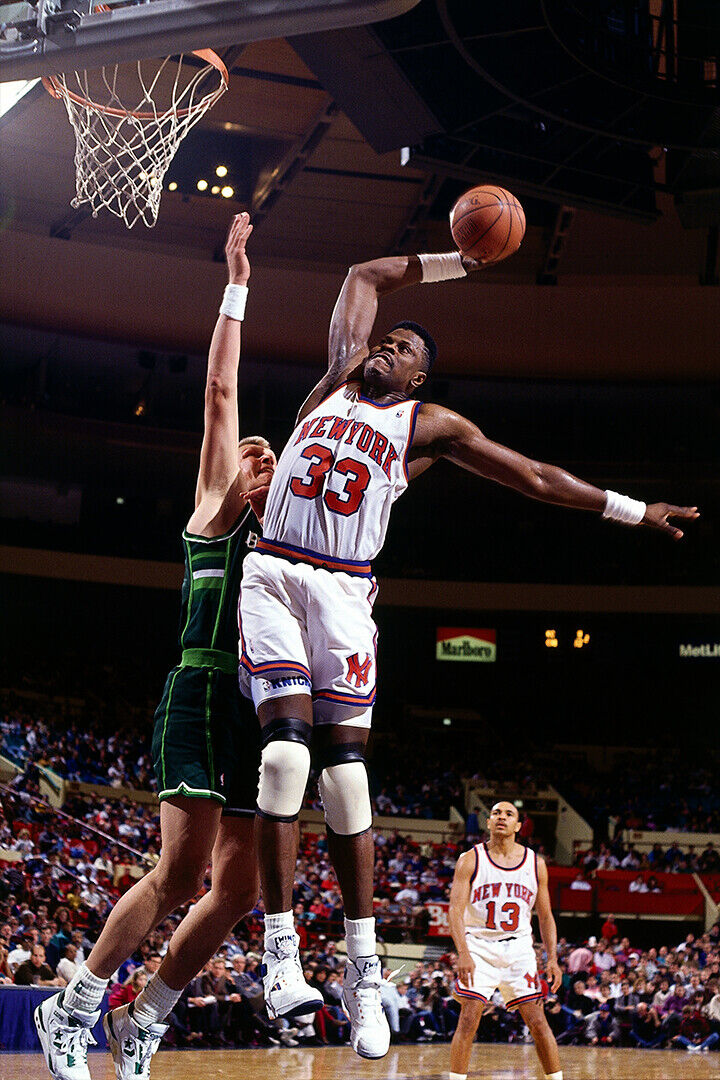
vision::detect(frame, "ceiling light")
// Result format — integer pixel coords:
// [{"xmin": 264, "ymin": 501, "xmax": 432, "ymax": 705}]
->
[
  {"xmin": 197, "ymin": 179, "xmax": 208, "ymax": 192},
  {"xmin": 168, "ymin": 181, "xmax": 178, "ymax": 192},
  {"xmin": 221, "ymin": 186, "xmax": 234, "ymax": 198},
  {"xmin": 216, "ymin": 165, "xmax": 228, "ymax": 178}
]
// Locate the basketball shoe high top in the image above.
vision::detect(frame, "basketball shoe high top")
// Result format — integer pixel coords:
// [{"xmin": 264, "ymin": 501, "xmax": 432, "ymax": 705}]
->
[
  {"xmin": 103, "ymin": 1002, "xmax": 167, "ymax": 1080},
  {"xmin": 262, "ymin": 928, "xmax": 324, "ymax": 1019},
  {"xmin": 34, "ymin": 993, "xmax": 99, "ymax": 1080},
  {"xmin": 342, "ymin": 954, "xmax": 390, "ymax": 1059}
]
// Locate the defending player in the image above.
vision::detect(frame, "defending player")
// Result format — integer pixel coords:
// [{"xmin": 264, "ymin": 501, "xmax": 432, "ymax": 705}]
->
[
  {"xmin": 238, "ymin": 246, "xmax": 698, "ymax": 1058},
  {"xmin": 448, "ymin": 802, "xmax": 562, "ymax": 1080},
  {"xmin": 35, "ymin": 214, "xmax": 277, "ymax": 1080}
]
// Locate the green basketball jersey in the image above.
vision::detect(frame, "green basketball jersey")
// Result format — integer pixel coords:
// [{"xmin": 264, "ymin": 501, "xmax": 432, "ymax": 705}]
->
[{"xmin": 177, "ymin": 507, "xmax": 260, "ymax": 660}]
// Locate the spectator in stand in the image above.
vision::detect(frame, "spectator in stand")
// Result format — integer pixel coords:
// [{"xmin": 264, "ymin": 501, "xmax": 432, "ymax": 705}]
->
[
  {"xmin": 629, "ymin": 1001, "xmax": 664, "ymax": 1048},
  {"xmin": 646, "ymin": 875, "xmax": 662, "ymax": 894},
  {"xmin": 587, "ymin": 1001, "xmax": 618, "ymax": 1045},
  {"xmin": 594, "ymin": 942, "xmax": 616, "ymax": 973},
  {"xmin": 614, "ymin": 980, "xmax": 639, "ymax": 1044},
  {"xmin": 567, "ymin": 943, "xmax": 594, "ymax": 975},
  {"xmin": 108, "ymin": 969, "xmax": 147, "ymax": 1010},
  {"xmin": 570, "ymin": 870, "xmax": 592, "ymax": 891},
  {"xmin": 620, "ymin": 846, "xmax": 641, "ymax": 870},
  {"xmin": 7, "ymin": 930, "xmax": 35, "ymax": 973},
  {"xmin": 660, "ymin": 982, "xmax": 689, "ymax": 1037},
  {"xmin": 699, "ymin": 843, "xmax": 720, "ymax": 874},
  {"xmin": 601, "ymin": 916, "xmax": 618, "ymax": 942},
  {"xmin": 14, "ymin": 944, "xmax": 63, "ymax": 987},
  {"xmin": 0, "ymin": 943, "xmax": 13, "ymax": 983},
  {"xmin": 672, "ymin": 1001, "xmax": 720, "ymax": 1053},
  {"xmin": 56, "ymin": 943, "xmax": 80, "ymax": 984},
  {"xmin": 629, "ymin": 874, "xmax": 648, "ymax": 893}
]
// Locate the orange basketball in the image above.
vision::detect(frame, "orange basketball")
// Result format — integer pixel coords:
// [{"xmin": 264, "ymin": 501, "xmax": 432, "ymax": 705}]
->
[{"xmin": 449, "ymin": 185, "xmax": 526, "ymax": 264}]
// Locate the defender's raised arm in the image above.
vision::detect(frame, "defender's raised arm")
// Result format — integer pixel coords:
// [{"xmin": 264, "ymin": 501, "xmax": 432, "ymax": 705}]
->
[{"xmin": 195, "ymin": 212, "xmax": 253, "ymax": 506}]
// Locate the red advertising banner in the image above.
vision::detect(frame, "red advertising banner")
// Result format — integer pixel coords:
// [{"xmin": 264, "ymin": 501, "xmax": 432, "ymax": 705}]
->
[{"xmin": 427, "ymin": 901, "xmax": 451, "ymax": 936}]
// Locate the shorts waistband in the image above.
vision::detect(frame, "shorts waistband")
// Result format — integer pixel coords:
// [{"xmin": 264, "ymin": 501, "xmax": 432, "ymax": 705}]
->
[
  {"xmin": 180, "ymin": 648, "xmax": 238, "ymax": 675},
  {"xmin": 255, "ymin": 537, "xmax": 373, "ymax": 577}
]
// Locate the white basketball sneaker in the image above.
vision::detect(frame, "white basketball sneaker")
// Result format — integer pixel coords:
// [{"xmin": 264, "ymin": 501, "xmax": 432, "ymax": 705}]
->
[
  {"xmin": 262, "ymin": 929, "xmax": 324, "ymax": 1020},
  {"xmin": 342, "ymin": 954, "xmax": 390, "ymax": 1059},
  {"xmin": 34, "ymin": 993, "xmax": 99, "ymax": 1080},
  {"xmin": 103, "ymin": 1002, "xmax": 167, "ymax": 1080}
]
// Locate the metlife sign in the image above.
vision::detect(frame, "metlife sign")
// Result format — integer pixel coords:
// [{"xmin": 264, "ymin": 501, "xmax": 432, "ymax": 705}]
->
[
  {"xmin": 436, "ymin": 628, "xmax": 496, "ymax": 662},
  {"xmin": 679, "ymin": 642, "xmax": 720, "ymax": 658}
]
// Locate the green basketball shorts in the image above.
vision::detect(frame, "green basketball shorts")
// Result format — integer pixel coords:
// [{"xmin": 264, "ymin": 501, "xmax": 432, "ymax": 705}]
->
[{"xmin": 152, "ymin": 657, "xmax": 260, "ymax": 815}]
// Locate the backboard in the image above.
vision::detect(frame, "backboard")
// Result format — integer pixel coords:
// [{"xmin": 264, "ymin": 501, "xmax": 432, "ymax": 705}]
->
[{"xmin": 0, "ymin": 0, "xmax": 420, "ymax": 82}]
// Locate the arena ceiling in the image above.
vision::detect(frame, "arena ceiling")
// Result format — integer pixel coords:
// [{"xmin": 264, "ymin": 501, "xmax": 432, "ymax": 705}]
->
[{"xmin": 1, "ymin": 3, "xmax": 720, "ymax": 382}]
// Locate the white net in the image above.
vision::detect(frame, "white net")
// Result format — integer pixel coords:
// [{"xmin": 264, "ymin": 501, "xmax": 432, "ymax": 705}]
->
[{"xmin": 45, "ymin": 52, "xmax": 228, "ymax": 228}]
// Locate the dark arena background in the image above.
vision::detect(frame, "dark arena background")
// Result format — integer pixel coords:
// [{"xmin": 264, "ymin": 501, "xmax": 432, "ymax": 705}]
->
[{"xmin": 1, "ymin": 2, "xmax": 720, "ymax": 1078}]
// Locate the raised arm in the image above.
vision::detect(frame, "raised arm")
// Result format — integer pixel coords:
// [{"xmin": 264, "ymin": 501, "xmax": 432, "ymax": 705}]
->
[
  {"xmin": 534, "ymin": 857, "xmax": 561, "ymax": 992},
  {"xmin": 195, "ymin": 213, "xmax": 253, "ymax": 507},
  {"xmin": 296, "ymin": 250, "xmax": 480, "ymax": 424},
  {"xmin": 448, "ymin": 849, "xmax": 476, "ymax": 987},
  {"xmin": 411, "ymin": 404, "xmax": 699, "ymax": 539}
]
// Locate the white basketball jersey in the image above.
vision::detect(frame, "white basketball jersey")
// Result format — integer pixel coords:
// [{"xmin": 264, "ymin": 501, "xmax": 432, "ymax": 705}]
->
[
  {"xmin": 464, "ymin": 843, "xmax": 538, "ymax": 941},
  {"xmin": 262, "ymin": 382, "xmax": 421, "ymax": 563}
]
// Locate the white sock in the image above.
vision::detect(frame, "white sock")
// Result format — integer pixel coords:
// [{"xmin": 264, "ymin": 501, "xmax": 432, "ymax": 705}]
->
[
  {"xmin": 264, "ymin": 910, "xmax": 294, "ymax": 945},
  {"xmin": 344, "ymin": 916, "xmax": 376, "ymax": 962},
  {"xmin": 64, "ymin": 963, "xmax": 108, "ymax": 1016},
  {"xmin": 131, "ymin": 974, "xmax": 181, "ymax": 1029},
  {"xmin": 545, "ymin": 1072, "xmax": 563, "ymax": 1080},
  {"xmin": 449, "ymin": 1073, "xmax": 467, "ymax": 1080}
]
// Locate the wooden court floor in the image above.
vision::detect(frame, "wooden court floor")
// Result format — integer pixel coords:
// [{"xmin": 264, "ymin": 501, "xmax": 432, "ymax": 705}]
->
[{"xmin": 4, "ymin": 1045, "xmax": 719, "ymax": 1079}]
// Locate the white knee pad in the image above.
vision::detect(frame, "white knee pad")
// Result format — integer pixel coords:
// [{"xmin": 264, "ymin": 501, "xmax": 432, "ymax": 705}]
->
[
  {"xmin": 318, "ymin": 761, "xmax": 372, "ymax": 835},
  {"xmin": 257, "ymin": 741, "xmax": 310, "ymax": 821}
]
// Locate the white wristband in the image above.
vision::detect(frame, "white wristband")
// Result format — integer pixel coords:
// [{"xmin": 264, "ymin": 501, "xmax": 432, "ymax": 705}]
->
[
  {"xmin": 417, "ymin": 251, "xmax": 467, "ymax": 283},
  {"xmin": 220, "ymin": 283, "xmax": 248, "ymax": 321},
  {"xmin": 602, "ymin": 489, "xmax": 646, "ymax": 526}
]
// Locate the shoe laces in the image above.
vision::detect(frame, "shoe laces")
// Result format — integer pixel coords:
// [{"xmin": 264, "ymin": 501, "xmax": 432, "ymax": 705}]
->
[
  {"xmin": 53, "ymin": 1022, "xmax": 97, "ymax": 1058},
  {"xmin": 135, "ymin": 1032, "xmax": 162, "ymax": 1077},
  {"xmin": 348, "ymin": 977, "xmax": 384, "ymax": 1021}
]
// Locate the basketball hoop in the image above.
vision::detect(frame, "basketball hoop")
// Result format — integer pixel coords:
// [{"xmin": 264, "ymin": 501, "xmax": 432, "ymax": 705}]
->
[{"xmin": 43, "ymin": 47, "xmax": 228, "ymax": 228}]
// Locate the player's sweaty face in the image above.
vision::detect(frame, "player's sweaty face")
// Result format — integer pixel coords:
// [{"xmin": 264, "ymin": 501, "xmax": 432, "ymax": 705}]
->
[{"xmin": 364, "ymin": 330, "xmax": 426, "ymax": 391}]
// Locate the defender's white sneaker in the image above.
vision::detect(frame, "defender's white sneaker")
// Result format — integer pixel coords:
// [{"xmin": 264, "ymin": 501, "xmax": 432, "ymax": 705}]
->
[
  {"xmin": 262, "ymin": 930, "xmax": 324, "ymax": 1020},
  {"xmin": 342, "ymin": 955, "xmax": 390, "ymax": 1059},
  {"xmin": 103, "ymin": 1003, "xmax": 167, "ymax": 1080},
  {"xmin": 34, "ymin": 993, "xmax": 99, "ymax": 1080}
]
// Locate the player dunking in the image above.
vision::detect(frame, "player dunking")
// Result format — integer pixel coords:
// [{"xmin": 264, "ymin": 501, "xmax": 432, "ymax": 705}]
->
[
  {"xmin": 35, "ymin": 215, "xmax": 276, "ymax": 1080},
  {"xmin": 238, "ymin": 246, "xmax": 698, "ymax": 1058},
  {"xmin": 448, "ymin": 802, "xmax": 562, "ymax": 1080}
]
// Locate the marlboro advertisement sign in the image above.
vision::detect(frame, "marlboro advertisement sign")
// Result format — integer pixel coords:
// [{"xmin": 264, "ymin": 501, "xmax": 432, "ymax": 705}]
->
[{"xmin": 436, "ymin": 628, "xmax": 496, "ymax": 662}]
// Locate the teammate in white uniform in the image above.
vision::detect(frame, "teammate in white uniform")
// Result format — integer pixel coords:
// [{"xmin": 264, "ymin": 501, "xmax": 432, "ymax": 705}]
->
[
  {"xmin": 448, "ymin": 802, "xmax": 563, "ymax": 1080},
  {"xmin": 238, "ymin": 245, "xmax": 698, "ymax": 1058}
]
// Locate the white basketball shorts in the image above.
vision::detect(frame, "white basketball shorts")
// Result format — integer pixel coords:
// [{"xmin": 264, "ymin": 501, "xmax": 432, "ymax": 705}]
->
[
  {"xmin": 454, "ymin": 933, "xmax": 542, "ymax": 1010},
  {"xmin": 239, "ymin": 548, "xmax": 378, "ymax": 727}
]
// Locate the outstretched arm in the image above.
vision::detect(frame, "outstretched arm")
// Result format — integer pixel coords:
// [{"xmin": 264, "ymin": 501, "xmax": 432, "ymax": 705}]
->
[
  {"xmin": 195, "ymin": 213, "xmax": 253, "ymax": 507},
  {"xmin": 297, "ymin": 251, "xmax": 480, "ymax": 424},
  {"xmin": 534, "ymin": 858, "xmax": 562, "ymax": 993},
  {"xmin": 413, "ymin": 405, "xmax": 699, "ymax": 539}
]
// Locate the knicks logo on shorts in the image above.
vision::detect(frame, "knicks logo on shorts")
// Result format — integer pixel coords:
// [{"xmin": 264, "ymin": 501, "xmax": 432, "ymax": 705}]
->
[{"xmin": 346, "ymin": 652, "xmax": 372, "ymax": 687}]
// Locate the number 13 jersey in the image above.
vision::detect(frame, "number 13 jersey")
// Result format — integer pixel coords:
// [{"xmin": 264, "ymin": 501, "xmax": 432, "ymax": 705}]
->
[
  {"xmin": 262, "ymin": 383, "xmax": 421, "ymax": 563},
  {"xmin": 465, "ymin": 843, "xmax": 538, "ymax": 942}
]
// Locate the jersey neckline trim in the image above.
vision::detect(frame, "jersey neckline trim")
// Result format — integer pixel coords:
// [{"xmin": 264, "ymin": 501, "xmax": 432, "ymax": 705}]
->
[
  {"xmin": 482, "ymin": 842, "xmax": 528, "ymax": 872},
  {"xmin": 183, "ymin": 506, "xmax": 252, "ymax": 544}
]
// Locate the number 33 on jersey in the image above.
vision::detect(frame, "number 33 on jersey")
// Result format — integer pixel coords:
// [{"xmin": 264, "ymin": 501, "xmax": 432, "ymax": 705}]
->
[{"xmin": 262, "ymin": 383, "xmax": 420, "ymax": 564}]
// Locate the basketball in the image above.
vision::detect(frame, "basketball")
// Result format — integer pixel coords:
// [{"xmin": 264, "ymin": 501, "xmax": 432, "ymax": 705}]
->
[{"xmin": 450, "ymin": 185, "xmax": 526, "ymax": 264}]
